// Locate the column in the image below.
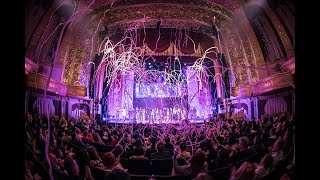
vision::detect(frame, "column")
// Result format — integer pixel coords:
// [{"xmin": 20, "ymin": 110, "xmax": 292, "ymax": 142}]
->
[
  {"xmin": 61, "ymin": 99, "xmax": 65, "ymax": 120},
  {"xmin": 213, "ymin": 60, "xmax": 223, "ymax": 99},
  {"xmin": 246, "ymin": 99, "xmax": 252, "ymax": 120},
  {"xmin": 122, "ymin": 71, "xmax": 134, "ymax": 115},
  {"xmin": 292, "ymin": 91, "xmax": 295, "ymax": 115},
  {"xmin": 95, "ymin": 62, "xmax": 106, "ymax": 116},
  {"xmin": 254, "ymin": 97, "xmax": 259, "ymax": 120}
]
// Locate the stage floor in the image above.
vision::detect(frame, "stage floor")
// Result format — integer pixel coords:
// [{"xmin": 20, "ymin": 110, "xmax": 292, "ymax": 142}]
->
[{"xmin": 101, "ymin": 118, "xmax": 209, "ymax": 124}]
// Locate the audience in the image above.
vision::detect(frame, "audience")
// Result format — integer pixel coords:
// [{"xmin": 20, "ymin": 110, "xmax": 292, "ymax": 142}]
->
[{"xmin": 25, "ymin": 112, "xmax": 294, "ymax": 179}]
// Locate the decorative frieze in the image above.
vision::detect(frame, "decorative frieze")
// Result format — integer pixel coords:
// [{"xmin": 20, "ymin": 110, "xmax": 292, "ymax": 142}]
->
[
  {"xmin": 26, "ymin": 73, "xmax": 87, "ymax": 98},
  {"xmin": 231, "ymin": 85, "xmax": 252, "ymax": 97},
  {"xmin": 280, "ymin": 57, "xmax": 295, "ymax": 74},
  {"xmin": 25, "ymin": 57, "xmax": 39, "ymax": 75},
  {"xmin": 253, "ymin": 72, "xmax": 293, "ymax": 95}
]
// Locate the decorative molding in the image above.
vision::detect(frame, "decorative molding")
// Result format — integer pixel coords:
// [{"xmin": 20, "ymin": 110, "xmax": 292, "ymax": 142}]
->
[
  {"xmin": 25, "ymin": 57, "xmax": 39, "ymax": 75},
  {"xmin": 66, "ymin": 85, "xmax": 87, "ymax": 98},
  {"xmin": 280, "ymin": 57, "xmax": 295, "ymax": 74},
  {"xmin": 221, "ymin": 20, "xmax": 246, "ymax": 86},
  {"xmin": 234, "ymin": 10, "xmax": 262, "ymax": 83},
  {"xmin": 26, "ymin": 73, "xmax": 87, "ymax": 98},
  {"xmin": 26, "ymin": 73, "xmax": 67, "ymax": 95},
  {"xmin": 91, "ymin": 0, "xmax": 235, "ymax": 16},
  {"xmin": 253, "ymin": 72, "xmax": 293, "ymax": 96},
  {"xmin": 89, "ymin": 2, "xmax": 233, "ymax": 35},
  {"xmin": 231, "ymin": 85, "xmax": 253, "ymax": 97}
]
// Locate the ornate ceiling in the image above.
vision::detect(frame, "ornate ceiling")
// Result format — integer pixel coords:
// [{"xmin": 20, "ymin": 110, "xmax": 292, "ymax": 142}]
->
[
  {"xmin": 79, "ymin": 0, "xmax": 242, "ymax": 37},
  {"xmin": 87, "ymin": 0, "xmax": 242, "ymax": 13},
  {"xmin": 25, "ymin": 0, "xmax": 295, "ymax": 98}
]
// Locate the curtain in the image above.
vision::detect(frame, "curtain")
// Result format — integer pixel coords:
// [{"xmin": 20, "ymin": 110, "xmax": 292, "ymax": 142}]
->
[
  {"xmin": 264, "ymin": 97, "xmax": 287, "ymax": 115},
  {"xmin": 33, "ymin": 97, "xmax": 56, "ymax": 116},
  {"xmin": 258, "ymin": 99, "xmax": 267, "ymax": 118},
  {"xmin": 61, "ymin": 99, "xmax": 65, "ymax": 118},
  {"xmin": 71, "ymin": 107, "xmax": 89, "ymax": 120},
  {"xmin": 71, "ymin": 108, "xmax": 81, "ymax": 120},
  {"xmin": 230, "ymin": 103, "xmax": 248, "ymax": 120}
]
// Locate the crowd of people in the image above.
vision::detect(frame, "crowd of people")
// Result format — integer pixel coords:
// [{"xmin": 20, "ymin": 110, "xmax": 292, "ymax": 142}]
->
[{"xmin": 25, "ymin": 112, "xmax": 295, "ymax": 180}]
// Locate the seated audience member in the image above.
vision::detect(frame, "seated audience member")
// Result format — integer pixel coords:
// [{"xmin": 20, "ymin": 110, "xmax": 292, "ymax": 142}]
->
[
  {"xmin": 165, "ymin": 136, "xmax": 174, "ymax": 150},
  {"xmin": 252, "ymin": 135, "xmax": 267, "ymax": 155},
  {"xmin": 113, "ymin": 145, "xmax": 124, "ymax": 162},
  {"xmin": 268, "ymin": 128, "xmax": 277, "ymax": 145},
  {"xmin": 75, "ymin": 128, "xmax": 83, "ymax": 142},
  {"xmin": 84, "ymin": 166, "xmax": 94, "ymax": 180},
  {"xmin": 230, "ymin": 136, "xmax": 253, "ymax": 163},
  {"xmin": 151, "ymin": 142, "xmax": 171, "ymax": 159},
  {"xmin": 100, "ymin": 152, "xmax": 126, "ymax": 172},
  {"xmin": 174, "ymin": 151, "xmax": 207, "ymax": 176},
  {"xmin": 145, "ymin": 136, "xmax": 157, "ymax": 159},
  {"xmin": 77, "ymin": 148, "xmax": 96, "ymax": 167},
  {"xmin": 209, "ymin": 144, "xmax": 230, "ymax": 170},
  {"xmin": 92, "ymin": 133, "xmax": 106, "ymax": 145},
  {"xmin": 104, "ymin": 168, "xmax": 131, "ymax": 180},
  {"xmin": 25, "ymin": 160, "xmax": 34, "ymax": 180},
  {"xmin": 271, "ymin": 137, "xmax": 284, "ymax": 164},
  {"xmin": 49, "ymin": 153, "xmax": 60, "ymax": 170},
  {"xmin": 230, "ymin": 162, "xmax": 255, "ymax": 180},
  {"xmin": 64, "ymin": 157, "xmax": 81, "ymax": 179},
  {"xmin": 129, "ymin": 147, "xmax": 148, "ymax": 160},
  {"xmin": 282, "ymin": 128, "xmax": 294, "ymax": 154},
  {"xmin": 253, "ymin": 154, "xmax": 273, "ymax": 179},
  {"xmin": 176, "ymin": 142, "xmax": 191, "ymax": 160},
  {"xmin": 133, "ymin": 138, "xmax": 143, "ymax": 149},
  {"xmin": 275, "ymin": 123, "xmax": 285, "ymax": 138},
  {"xmin": 192, "ymin": 172, "xmax": 214, "ymax": 180}
]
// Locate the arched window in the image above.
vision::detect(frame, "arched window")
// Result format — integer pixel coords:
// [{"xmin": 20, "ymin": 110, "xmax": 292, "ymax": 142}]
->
[{"xmin": 245, "ymin": 5, "xmax": 287, "ymax": 62}]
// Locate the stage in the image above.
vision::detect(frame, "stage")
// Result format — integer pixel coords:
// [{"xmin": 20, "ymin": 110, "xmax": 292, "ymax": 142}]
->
[{"xmin": 100, "ymin": 117, "xmax": 210, "ymax": 124}]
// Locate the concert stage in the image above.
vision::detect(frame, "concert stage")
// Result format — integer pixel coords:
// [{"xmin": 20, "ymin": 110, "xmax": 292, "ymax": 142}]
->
[
  {"xmin": 101, "ymin": 65, "xmax": 215, "ymax": 124},
  {"xmin": 100, "ymin": 118, "xmax": 210, "ymax": 124}
]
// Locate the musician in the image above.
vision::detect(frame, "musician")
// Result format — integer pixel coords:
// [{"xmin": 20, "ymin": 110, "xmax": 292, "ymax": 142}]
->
[
  {"xmin": 116, "ymin": 106, "xmax": 120, "ymax": 120},
  {"xmin": 135, "ymin": 107, "xmax": 140, "ymax": 122},
  {"xmin": 121, "ymin": 106, "xmax": 126, "ymax": 120}
]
